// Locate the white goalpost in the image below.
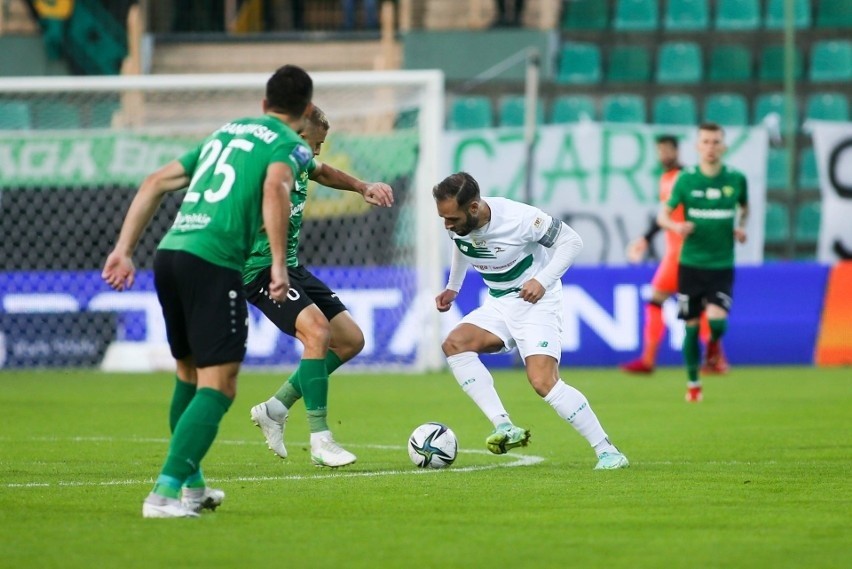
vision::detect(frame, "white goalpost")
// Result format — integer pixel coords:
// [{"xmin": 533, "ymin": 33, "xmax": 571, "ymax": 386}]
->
[{"xmin": 0, "ymin": 70, "xmax": 446, "ymax": 372}]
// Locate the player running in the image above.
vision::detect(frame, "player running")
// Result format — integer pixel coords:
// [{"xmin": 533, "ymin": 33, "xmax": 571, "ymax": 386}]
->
[
  {"xmin": 434, "ymin": 172, "xmax": 628, "ymax": 470},
  {"xmin": 247, "ymin": 106, "xmax": 393, "ymax": 467}
]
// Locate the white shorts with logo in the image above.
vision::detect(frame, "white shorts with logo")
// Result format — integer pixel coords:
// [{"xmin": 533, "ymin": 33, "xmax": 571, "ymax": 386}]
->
[{"xmin": 460, "ymin": 287, "xmax": 563, "ymax": 362}]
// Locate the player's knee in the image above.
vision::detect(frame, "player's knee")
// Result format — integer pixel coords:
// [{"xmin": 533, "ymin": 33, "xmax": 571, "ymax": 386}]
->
[
  {"xmin": 527, "ymin": 374, "xmax": 556, "ymax": 397},
  {"xmin": 335, "ymin": 327, "xmax": 365, "ymax": 361},
  {"xmin": 441, "ymin": 335, "xmax": 466, "ymax": 357},
  {"xmin": 299, "ymin": 317, "xmax": 331, "ymax": 351}
]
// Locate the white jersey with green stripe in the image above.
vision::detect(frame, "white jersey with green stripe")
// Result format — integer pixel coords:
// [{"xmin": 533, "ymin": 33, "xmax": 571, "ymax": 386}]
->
[{"xmin": 449, "ymin": 197, "xmax": 562, "ymax": 298}]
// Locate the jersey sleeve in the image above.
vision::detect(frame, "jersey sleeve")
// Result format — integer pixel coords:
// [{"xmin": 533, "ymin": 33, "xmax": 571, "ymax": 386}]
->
[
  {"xmin": 667, "ymin": 175, "xmax": 686, "ymax": 209},
  {"xmin": 176, "ymin": 144, "xmax": 202, "ymax": 177},
  {"xmin": 738, "ymin": 172, "xmax": 749, "ymax": 206},
  {"xmin": 519, "ymin": 203, "xmax": 560, "ymax": 247},
  {"xmin": 270, "ymin": 140, "xmax": 314, "ymax": 179}
]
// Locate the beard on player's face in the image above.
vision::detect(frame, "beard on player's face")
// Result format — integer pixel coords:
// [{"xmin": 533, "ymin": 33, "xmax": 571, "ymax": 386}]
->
[{"xmin": 452, "ymin": 208, "xmax": 479, "ymax": 236}]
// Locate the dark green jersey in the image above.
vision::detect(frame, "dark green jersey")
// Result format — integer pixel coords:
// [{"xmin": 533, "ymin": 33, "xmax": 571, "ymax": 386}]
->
[
  {"xmin": 159, "ymin": 116, "xmax": 313, "ymax": 272},
  {"xmin": 242, "ymin": 158, "xmax": 316, "ymax": 285},
  {"xmin": 667, "ymin": 165, "xmax": 748, "ymax": 269}
]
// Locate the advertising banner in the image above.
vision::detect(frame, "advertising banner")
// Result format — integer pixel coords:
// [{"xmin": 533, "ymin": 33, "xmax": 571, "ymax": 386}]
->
[
  {"xmin": 444, "ymin": 123, "xmax": 768, "ymax": 265},
  {"xmin": 811, "ymin": 120, "xmax": 852, "ymax": 263}
]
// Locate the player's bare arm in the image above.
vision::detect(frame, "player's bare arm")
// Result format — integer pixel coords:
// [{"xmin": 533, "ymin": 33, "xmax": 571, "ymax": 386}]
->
[
  {"xmin": 657, "ymin": 204, "xmax": 694, "ymax": 237},
  {"xmin": 102, "ymin": 160, "xmax": 190, "ymax": 291},
  {"xmin": 734, "ymin": 204, "xmax": 749, "ymax": 243},
  {"xmin": 263, "ymin": 162, "xmax": 294, "ymax": 301},
  {"xmin": 310, "ymin": 162, "xmax": 394, "ymax": 207}
]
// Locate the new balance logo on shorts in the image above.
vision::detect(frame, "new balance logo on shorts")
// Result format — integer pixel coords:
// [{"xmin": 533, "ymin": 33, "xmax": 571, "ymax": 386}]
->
[{"xmin": 537, "ymin": 341, "xmax": 549, "ymax": 348}]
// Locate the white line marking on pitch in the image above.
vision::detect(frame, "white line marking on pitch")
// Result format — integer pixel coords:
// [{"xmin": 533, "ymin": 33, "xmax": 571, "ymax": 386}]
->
[{"xmin": 1, "ymin": 436, "xmax": 545, "ymax": 489}]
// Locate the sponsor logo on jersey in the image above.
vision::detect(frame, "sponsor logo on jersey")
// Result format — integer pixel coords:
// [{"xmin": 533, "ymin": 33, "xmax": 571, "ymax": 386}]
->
[
  {"xmin": 691, "ymin": 190, "xmax": 705, "ymax": 197},
  {"xmin": 706, "ymin": 188, "xmax": 722, "ymax": 199},
  {"xmin": 454, "ymin": 239, "xmax": 496, "ymax": 259},
  {"xmin": 687, "ymin": 208, "xmax": 736, "ymax": 219},
  {"xmin": 171, "ymin": 212, "xmax": 212, "ymax": 231},
  {"xmin": 290, "ymin": 144, "xmax": 313, "ymax": 168},
  {"xmin": 290, "ymin": 201, "xmax": 306, "ymax": 218}
]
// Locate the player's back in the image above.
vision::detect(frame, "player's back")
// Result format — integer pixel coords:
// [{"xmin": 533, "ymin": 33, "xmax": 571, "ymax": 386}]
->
[{"xmin": 159, "ymin": 116, "xmax": 309, "ymax": 272}]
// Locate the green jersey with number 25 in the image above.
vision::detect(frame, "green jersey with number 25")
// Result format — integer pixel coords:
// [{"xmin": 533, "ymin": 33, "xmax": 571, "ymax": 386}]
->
[{"xmin": 158, "ymin": 115, "xmax": 314, "ymax": 271}]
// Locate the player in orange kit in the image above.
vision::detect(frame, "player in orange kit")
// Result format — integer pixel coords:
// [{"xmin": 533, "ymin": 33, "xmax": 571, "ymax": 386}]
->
[{"xmin": 620, "ymin": 135, "xmax": 728, "ymax": 375}]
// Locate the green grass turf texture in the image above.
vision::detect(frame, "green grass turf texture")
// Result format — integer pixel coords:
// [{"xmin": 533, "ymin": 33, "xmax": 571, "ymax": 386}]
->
[{"xmin": 0, "ymin": 366, "xmax": 849, "ymax": 569}]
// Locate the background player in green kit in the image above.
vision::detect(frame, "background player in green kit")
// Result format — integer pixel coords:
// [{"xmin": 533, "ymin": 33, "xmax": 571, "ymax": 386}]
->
[
  {"xmin": 102, "ymin": 65, "xmax": 314, "ymax": 517},
  {"xmin": 657, "ymin": 123, "xmax": 749, "ymax": 403},
  {"xmin": 247, "ymin": 106, "xmax": 394, "ymax": 467}
]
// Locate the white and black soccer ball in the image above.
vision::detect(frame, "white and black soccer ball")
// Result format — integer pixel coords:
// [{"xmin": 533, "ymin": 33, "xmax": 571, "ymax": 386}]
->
[{"xmin": 407, "ymin": 422, "xmax": 458, "ymax": 469}]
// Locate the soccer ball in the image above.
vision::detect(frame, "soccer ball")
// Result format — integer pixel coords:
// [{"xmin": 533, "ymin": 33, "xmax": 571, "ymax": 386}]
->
[{"xmin": 407, "ymin": 422, "xmax": 458, "ymax": 469}]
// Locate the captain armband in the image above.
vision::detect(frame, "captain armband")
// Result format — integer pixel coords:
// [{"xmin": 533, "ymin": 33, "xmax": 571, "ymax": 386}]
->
[{"xmin": 537, "ymin": 217, "xmax": 562, "ymax": 248}]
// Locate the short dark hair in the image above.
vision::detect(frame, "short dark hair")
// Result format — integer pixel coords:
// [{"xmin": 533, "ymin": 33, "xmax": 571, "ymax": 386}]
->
[
  {"xmin": 266, "ymin": 65, "xmax": 313, "ymax": 117},
  {"xmin": 432, "ymin": 172, "xmax": 480, "ymax": 206},
  {"xmin": 308, "ymin": 105, "xmax": 329, "ymax": 130},
  {"xmin": 655, "ymin": 134, "xmax": 679, "ymax": 148},
  {"xmin": 698, "ymin": 122, "xmax": 724, "ymax": 134}
]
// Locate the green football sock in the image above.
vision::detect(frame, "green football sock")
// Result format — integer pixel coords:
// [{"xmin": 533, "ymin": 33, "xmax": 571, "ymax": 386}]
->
[
  {"xmin": 274, "ymin": 351, "xmax": 345, "ymax": 410},
  {"xmin": 709, "ymin": 318, "xmax": 728, "ymax": 342},
  {"xmin": 168, "ymin": 377, "xmax": 209, "ymax": 488},
  {"xmin": 159, "ymin": 388, "xmax": 232, "ymax": 485},
  {"xmin": 299, "ymin": 358, "xmax": 329, "ymax": 433},
  {"xmin": 683, "ymin": 324, "xmax": 701, "ymax": 383},
  {"xmin": 325, "ymin": 350, "xmax": 344, "ymax": 375}
]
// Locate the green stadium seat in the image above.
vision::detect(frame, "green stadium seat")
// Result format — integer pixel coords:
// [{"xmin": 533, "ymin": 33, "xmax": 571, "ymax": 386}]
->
[
  {"xmin": 550, "ymin": 95, "xmax": 596, "ymax": 123},
  {"xmin": 707, "ymin": 45, "xmax": 752, "ymax": 83},
  {"xmin": 89, "ymin": 99, "xmax": 120, "ymax": 128},
  {"xmin": 556, "ymin": 42, "xmax": 602, "ymax": 84},
  {"xmin": 754, "ymin": 93, "xmax": 798, "ymax": 126},
  {"xmin": 715, "ymin": 0, "xmax": 760, "ymax": 30},
  {"xmin": 798, "ymin": 147, "xmax": 819, "ymax": 189},
  {"xmin": 759, "ymin": 45, "xmax": 804, "ymax": 82},
  {"xmin": 765, "ymin": 0, "xmax": 812, "ymax": 30},
  {"xmin": 816, "ymin": 0, "xmax": 852, "ymax": 28},
  {"xmin": 766, "ymin": 148, "xmax": 792, "ymax": 192},
  {"xmin": 0, "ymin": 101, "xmax": 31, "ymax": 130},
  {"xmin": 613, "ymin": 0, "xmax": 658, "ymax": 31},
  {"xmin": 704, "ymin": 93, "xmax": 749, "ymax": 126},
  {"xmin": 764, "ymin": 202, "xmax": 791, "ymax": 244},
  {"xmin": 664, "ymin": 0, "xmax": 709, "ymax": 30},
  {"xmin": 31, "ymin": 100, "xmax": 82, "ymax": 130},
  {"xmin": 607, "ymin": 45, "xmax": 652, "ymax": 83},
  {"xmin": 561, "ymin": 0, "xmax": 609, "ymax": 30},
  {"xmin": 809, "ymin": 41, "xmax": 852, "ymax": 82},
  {"xmin": 602, "ymin": 94, "xmax": 646, "ymax": 123},
  {"xmin": 656, "ymin": 42, "xmax": 703, "ymax": 84},
  {"xmin": 653, "ymin": 94, "xmax": 697, "ymax": 125},
  {"xmin": 794, "ymin": 201, "xmax": 821, "ymax": 241},
  {"xmin": 498, "ymin": 96, "xmax": 545, "ymax": 127},
  {"xmin": 805, "ymin": 93, "xmax": 849, "ymax": 122},
  {"xmin": 448, "ymin": 96, "xmax": 493, "ymax": 130}
]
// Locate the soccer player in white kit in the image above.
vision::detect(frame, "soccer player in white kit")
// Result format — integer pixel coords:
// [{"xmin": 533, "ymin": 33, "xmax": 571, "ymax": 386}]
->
[{"xmin": 433, "ymin": 172, "xmax": 629, "ymax": 470}]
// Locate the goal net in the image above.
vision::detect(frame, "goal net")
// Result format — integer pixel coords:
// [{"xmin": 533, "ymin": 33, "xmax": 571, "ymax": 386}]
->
[{"xmin": 0, "ymin": 71, "xmax": 445, "ymax": 372}]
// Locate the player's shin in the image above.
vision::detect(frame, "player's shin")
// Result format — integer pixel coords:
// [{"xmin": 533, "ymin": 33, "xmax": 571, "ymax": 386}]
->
[
  {"xmin": 544, "ymin": 380, "xmax": 617, "ymax": 454},
  {"xmin": 299, "ymin": 359, "xmax": 330, "ymax": 434},
  {"xmin": 683, "ymin": 324, "xmax": 701, "ymax": 384},
  {"xmin": 447, "ymin": 352, "xmax": 510, "ymax": 427}
]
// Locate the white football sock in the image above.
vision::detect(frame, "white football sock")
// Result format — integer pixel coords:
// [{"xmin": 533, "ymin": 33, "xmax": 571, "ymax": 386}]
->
[
  {"xmin": 264, "ymin": 397, "xmax": 289, "ymax": 422},
  {"xmin": 544, "ymin": 380, "xmax": 616, "ymax": 453},
  {"xmin": 447, "ymin": 352, "xmax": 510, "ymax": 428}
]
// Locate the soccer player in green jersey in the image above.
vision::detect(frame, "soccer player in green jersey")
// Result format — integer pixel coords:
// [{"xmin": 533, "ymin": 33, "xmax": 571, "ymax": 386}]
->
[
  {"xmin": 246, "ymin": 106, "xmax": 393, "ymax": 467},
  {"xmin": 102, "ymin": 65, "xmax": 314, "ymax": 517},
  {"xmin": 657, "ymin": 123, "xmax": 749, "ymax": 403}
]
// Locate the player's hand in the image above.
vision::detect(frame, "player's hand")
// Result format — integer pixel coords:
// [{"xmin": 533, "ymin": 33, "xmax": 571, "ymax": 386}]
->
[
  {"xmin": 102, "ymin": 251, "xmax": 135, "ymax": 291},
  {"xmin": 675, "ymin": 221, "xmax": 695, "ymax": 237},
  {"xmin": 269, "ymin": 264, "xmax": 290, "ymax": 302},
  {"xmin": 626, "ymin": 237, "xmax": 648, "ymax": 264},
  {"xmin": 435, "ymin": 289, "xmax": 458, "ymax": 312},
  {"xmin": 363, "ymin": 183, "xmax": 394, "ymax": 207},
  {"xmin": 734, "ymin": 227, "xmax": 747, "ymax": 244},
  {"xmin": 519, "ymin": 279, "xmax": 546, "ymax": 304}
]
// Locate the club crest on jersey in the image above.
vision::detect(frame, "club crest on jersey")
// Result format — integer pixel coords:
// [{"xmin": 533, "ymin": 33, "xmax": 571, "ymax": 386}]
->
[
  {"xmin": 454, "ymin": 238, "xmax": 495, "ymax": 259},
  {"xmin": 473, "ymin": 238, "xmax": 486, "ymax": 247},
  {"xmin": 290, "ymin": 144, "xmax": 312, "ymax": 168},
  {"xmin": 723, "ymin": 185, "xmax": 734, "ymax": 197}
]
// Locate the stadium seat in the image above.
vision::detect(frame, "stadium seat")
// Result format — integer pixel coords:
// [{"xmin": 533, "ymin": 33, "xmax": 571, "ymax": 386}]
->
[
  {"xmin": 602, "ymin": 94, "xmax": 646, "ymax": 123},
  {"xmin": 550, "ymin": 95, "xmax": 596, "ymax": 123},
  {"xmin": 31, "ymin": 100, "xmax": 82, "ymax": 130},
  {"xmin": 498, "ymin": 96, "xmax": 544, "ymax": 127},
  {"xmin": 805, "ymin": 93, "xmax": 850, "ymax": 122},
  {"xmin": 704, "ymin": 93, "xmax": 749, "ymax": 126},
  {"xmin": 816, "ymin": 0, "xmax": 852, "ymax": 28},
  {"xmin": 715, "ymin": 0, "xmax": 760, "ymax": 30},
  {"xmin": 607, "ymin": 45, "xmax": 652, "ymax": 83},
  {"xmin": 809, "ymin": 41, "xmax": 852, "ymax": 82},
  {"xmin": 754, "ymin": 93, "xmax": 798, "ymax": 126},
  {"xmin": 764, "ymin": 202, "xmax": 791, "ymax": 244},
  {"xmin": 0, "ymin": 100, "xmax": 31, "ymax": 130},
  {"xmin": 707, "ymin": 45, "xmax": 752, "ymax": 83},
  {"xmin": 664, "ymin": 0, "xmax": 709, "ymax": 30},
  {"xmin": 759, "ymin": 45, "xmax": 804, "ymax": 82},
  {"xmin": 766, "ymin": 148, "xmax": 792, "ymax": 192},
  {"xmin": 656, "ymin": 42, "xmax": 703, "ymax": 84},
  {"xmin": 89, "ymin": 99, "xmax": 120, "ymax": 128},
  {"xmin": 794, "ymin": 201, "xmax": 821, "ymax": 241},
  {"xmin": 447, "ymin": 96, "xmax": 493, "ymax": 130},
  {"xmin": 613, "ymin": 0, "xmax": 658, "ymax": 31},
  {"xmin": 653, "ymin": 94, "xmax": 697, "ymax": 125},
  {"xmin": 561, "ymin": 0, "xmax": 609, "ymax": 30},
  {"xmin": 798, "ymin": 147, "xmax": 819, "ymax": 189},
  {"xmin": 765, "ymin": 0, "xmax": 812, "ymax": 30},
  {"xmin": 556, "ymin": 42, "xmax": 602, "ymax": 84}
]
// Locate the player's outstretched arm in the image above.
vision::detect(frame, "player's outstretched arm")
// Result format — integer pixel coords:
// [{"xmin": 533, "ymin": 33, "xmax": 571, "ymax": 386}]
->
[
  {"xmin": 310, "ymin": 162, "xmax": 393, "ymax": 207},
  {"xmin": 102, "ymin": 160, "xmax": 190, "ymax": 291},
  {"xmin": 263, "ymin": 162, "xmax": 294, "ymax": 302}
]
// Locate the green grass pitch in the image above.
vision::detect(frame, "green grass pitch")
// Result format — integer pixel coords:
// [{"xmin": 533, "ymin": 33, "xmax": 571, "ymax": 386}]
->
[{"xmin": 0, "ymin": 366, "xmax": 849, "ymax": 568}]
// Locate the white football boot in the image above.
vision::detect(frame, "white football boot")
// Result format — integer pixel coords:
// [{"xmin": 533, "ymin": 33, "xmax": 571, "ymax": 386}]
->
[
  {"xmin": 142, "ymin": 494, "xmax": 199, "ymax": 518},
  {"xmin": 250, "ymin": 402, "xmax": 288, "ymax": 458},
  {"xmin": 181, "ymin": 486, "xmax": 225, "ymax": 513},
  {"xmin": 311, "ymin": 434, "xmax": 357, "ymax": 468}
]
